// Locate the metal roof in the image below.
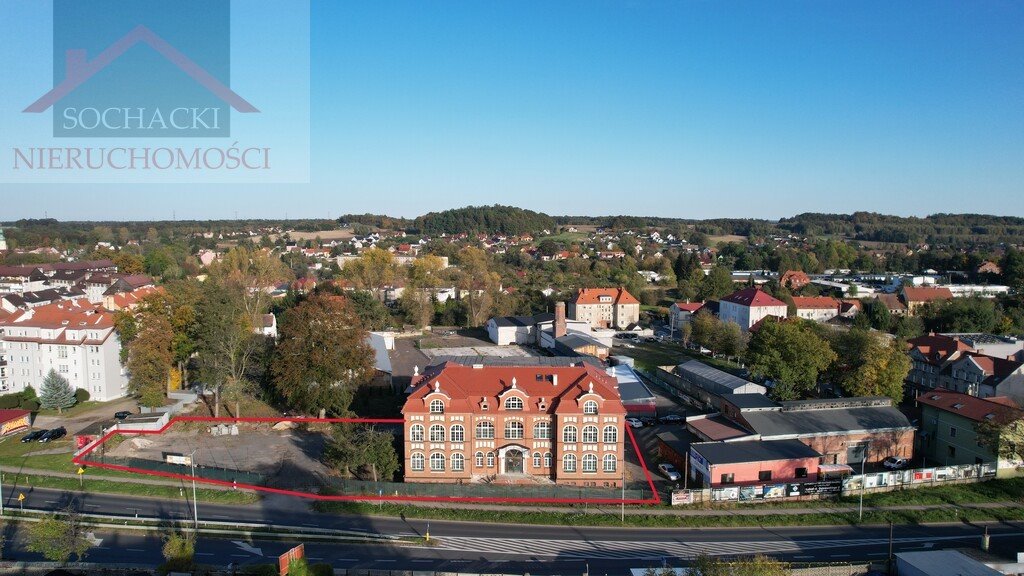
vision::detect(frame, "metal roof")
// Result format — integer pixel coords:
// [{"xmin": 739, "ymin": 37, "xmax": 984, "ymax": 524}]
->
[
  {"xmin": 742, "ymin": 405, "xmax": 913, "ymax": 438},
  {"xmin": 895, "ymin": 550, "xmax": 1002, "ymax": 576},
  {"xmin": 724, "ymin": 393, "xmax": 779, "ymax": 410},
  {"xmin": 691, "ymin": 439, "xmax": 820, "ymax": 465},
  {"xmin": 677, "ymin": 360, "xmax": 761, "ymax": 393}
]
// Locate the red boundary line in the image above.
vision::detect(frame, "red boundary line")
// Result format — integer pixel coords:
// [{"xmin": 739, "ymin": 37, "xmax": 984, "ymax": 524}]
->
[{"xmin": 73, "ymin": 416, "xmax": 661, "ymax": 506}]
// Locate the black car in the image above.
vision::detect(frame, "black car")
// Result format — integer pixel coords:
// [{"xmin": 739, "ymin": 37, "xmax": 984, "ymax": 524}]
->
[
  {"xmin": 114, "ymin": 410, "xmax": 132, "ymax": 420},
  {"xmin": 21, "ymin": 429, "xmax": 46, "ymax": 443},
  {"xmin": 39, "ymin": 426, "xmax": 66, "ymax": 443},
  {"xmin": 638, "ymin": 416, "xmax": 657, "ymax": 426},
  {"xmin": 658, "ymin": 414, "xmax": 685, "ymax": 424}
]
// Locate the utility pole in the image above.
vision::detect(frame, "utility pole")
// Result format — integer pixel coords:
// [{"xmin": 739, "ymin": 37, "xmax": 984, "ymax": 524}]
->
[
  {"xmin": 0, "ymin": 465, "xmax": 4, "ymax": 516},
  {"xmin": 888, "ymin": 521, "xmax": 894, "ymax": 570},
  {"xmin": 858, "ymin": 444, "xmax": 871, "ymax": 522},
  {"xmin": 620, "ymin": 460, "xmax": 625, "ymax": 523},
  {"xmin": 190, "ymin": 448, "xmax": 199, "ymax": 529}
]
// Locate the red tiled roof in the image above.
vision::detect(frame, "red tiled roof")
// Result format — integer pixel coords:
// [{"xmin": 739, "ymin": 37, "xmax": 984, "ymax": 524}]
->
[
  {"xmin": 403, "ymin": 362, "xmax": 625, "ymax": 415},
  {"xmin": 957, "ymin": 352, "xmax": 1024, "ymax": 378},
  {"xmin": 780, "ymin": 270, "xmax": 810, "ymax": 287},
  {"xmin": 0, "ymin": 298, "xmax": 114, "ymax": 330},
  {"xmin": 721, "ymin": 287, "xmax": 786, "ymax": 308},
  {"xmin": 572, "ymin": 287, "xmax": 639, "ymax": 305},
  {"xmin": 902, "ymin": 286, "xmax": 954, "ymax": 303},
  {"xmin": 0, "ymin": 409, "xmax": 30, "ymax": 424},
  {"xmin": 792, "ymin": 296, "xmax": 840, "ymax": 310},
  {"xmin": 674, "ymin": 301, "xmax": 703, "ymax": 312},
  {"xmin": 917, "ymin": 389, "xmax": 1022, "ymax": 423},
  {"xmin": 906, "ymin": 334, "xmax": 973, "ymax": 364}
]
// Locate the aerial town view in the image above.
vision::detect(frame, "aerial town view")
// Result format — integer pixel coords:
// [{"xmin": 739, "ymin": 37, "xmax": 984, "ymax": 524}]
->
[{"xmin": 1, "ymin": 1, "xmax": 1023, "ymax": 576}]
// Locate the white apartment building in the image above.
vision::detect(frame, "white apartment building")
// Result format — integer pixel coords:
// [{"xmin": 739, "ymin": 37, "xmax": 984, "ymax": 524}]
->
[
  {"xmin": 0, "ymin": 299, "xmax": 127, "ymax": 401},
  {"xmin": 718, "ymin": 287, "xmax": 788, "ymax": 331}
]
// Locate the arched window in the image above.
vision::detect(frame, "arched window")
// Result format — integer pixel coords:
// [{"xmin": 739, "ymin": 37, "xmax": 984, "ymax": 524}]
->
[
  {"xmin": 476, "ymin": 421, "xmax": 495, "ymax": 439},
  {"xmin": 603, "ymin": 425, "xmax": 618, "ymax": 443},
  {"xmin": 486, "ymin": 451, "xmax": 495, "ymax": 467},
  {"xmin": 582, "ymin": 453, "xmax": 598, "ymax": 473},
  {"xmin": 582, "ymin": 425, "xmax": 599, "ymax": 443},
  {"xmin": 429, "ymin": 452, "xmax": 445, "ymax": 471},
  {"xmin": 451, "ymin": 453, "xmax": 465, "ymax": 471},
  {"xmin": 410, "ymin": 453, "xmax": 424, "ymax": 471},
  {"xmin": 429, "ymin": 424, "xmax": 445, "ymax": 443},
  {"xmin": 409, "ymin": 424, "xmax": 424, "ymax": 442},
  {"xmin": 475, "ymin": 452, "xmax": 484, "ymax": 467},
  {"xmin": 603, "ymin": 454, "xmax": 617, "ymax": 473},
  {"xmin": 533, "ymin": 421, "xmax": 551, "ymax": 439},
  {"xmin": 562, "ymin": 425, "xmax": 578, "ymax": 443},
  {"xmin": 450, "ymin": 424, "xmax": 465, "ymax": 442},
  {"xmin": 504, "ymin": 396, "xmax": 524, "ymax": 410},
  {"xmin": 544, "ymin": 452, "xmax": 552, "ymax": 468},
  {"xmin": 505, "ymin": 421, "xmax": 524, "ymax": 439},
  {"xmin": 563, "ymin": 453, "xmax": 577, "ymax": 472},
  {"xmin": 533, "ymin": 452, "xmax": 542, "ymax": 468},
  {"xmin": 429, "ymin": 399, "xmax": 445, "ymax": 414},
  {"xmin": 583, "ymin": 400, "xmax": 598, "ymax": 415}
]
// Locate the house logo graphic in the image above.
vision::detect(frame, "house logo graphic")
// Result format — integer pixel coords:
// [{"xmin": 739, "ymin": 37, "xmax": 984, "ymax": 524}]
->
[{"xmin": 30, "ymin": 0, "xmax": 252, "ymax": 138}]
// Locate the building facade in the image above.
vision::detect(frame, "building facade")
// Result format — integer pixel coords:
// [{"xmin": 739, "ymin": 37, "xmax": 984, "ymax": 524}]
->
[
  {"xmin": 718, "ymin": 287, "xmax": 788, "ymax": 332},
  {"xmin": 0, "ymin": 299, "xmax": 127, "ymax": 401},
  {"xmin": 568, "ymin": 287, "xmax": 640, "ymax": 330},
  {"xmin": 917, "ymin": 389, "xmax": 1023, "ymax": 472},
  {"xmin": 402, "ymin": 362, "xmax": 626, "ymax": 487},
  {"xmin": 791, "ymin": 296, "xmax": 840, "ymax": 322}
]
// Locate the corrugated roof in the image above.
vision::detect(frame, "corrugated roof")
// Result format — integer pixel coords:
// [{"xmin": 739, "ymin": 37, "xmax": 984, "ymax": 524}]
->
[
  {"xmin": 677, "ymin": 360, "xmax": 760, "ymax": 393},
  {"xmin": 742, "ymin": 404, "xmax": 913, "ymax": 438},
  {"xmin": 691, "ymin": 439, "xmax": 820, "ymax": 465}
]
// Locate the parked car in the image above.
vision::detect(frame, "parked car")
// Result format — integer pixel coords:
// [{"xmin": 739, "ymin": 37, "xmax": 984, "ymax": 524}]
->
[
  {"xmin": 658, "ymin": 414, "xmax": 685, "ymax": 424},
  {"xmin": 882, "ymin": 456, "xmax": 909, "ymax": 470},
  {"xmin": 21, "ymin": 429, "xmax": 46, "ymax": 443},
  {"xmin": 114, "ymin": 410, "xmax": 132, "ymax": 420},
  {"xmin": 625, "ymin": 417, "xmax": 644, "ymax": 428},
  {"xmin": 639, "ymin": 416, "xmax": 657, "ymax": 426},
  {"xmin": 39, "ymin": 427, "xmax": 66, "ymax": 443},
  {"xmin": 658, "ymin": 463, "xmax": 681, "ymax": 482}
]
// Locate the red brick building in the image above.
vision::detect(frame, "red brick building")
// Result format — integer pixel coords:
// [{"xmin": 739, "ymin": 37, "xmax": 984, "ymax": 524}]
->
[{"xmin": 402, "ymin": 362, "xmax": 626, "ymax": 487}]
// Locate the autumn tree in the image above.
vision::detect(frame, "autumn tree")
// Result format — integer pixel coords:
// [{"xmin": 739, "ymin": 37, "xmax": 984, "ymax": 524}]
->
[
  {"xmin": 456, "ymin": 247, "xmax": 502, "ymax": 326},
  {"xmin": 324, "ymin": 424, "xmax": 400, "ymax": 481},
  {"xmin": 400, "ymin": 254, "xmax": 444, "ymax": 328},
  {"xmin": 125, "ymin": 308, "xmax": 173, "ymax": 408},
  {"xmin": 746, "ymin": 319, "xmax": 837, "ymax": 401},
  {"xmin": 195, "ymin": 281, "xmax": 261, "ymax": 417},
  {"xmin": 343, "ymin": 247, "xmax": 401, "ymax": 301},
  {"xmin": 272, "ymin": 294, "xmax": 375, "ymax": 416},
  {"xmin": 688, "ymin": 553, "xmax": 791, "ymax": 576},
  {"xmin": 830, "ymin": 329, "xmax": 910, "ymax": 402},
  {"xmin": 27, "ymin": 508, "xmax": 91, "ymax": 563},
  {"xmin": 975, "ymin": 407, "xmax": 1024, "ymax": 463},
  {"xmin": 207, "ymin": 245, "xmax": 291, "ymax": 328}
]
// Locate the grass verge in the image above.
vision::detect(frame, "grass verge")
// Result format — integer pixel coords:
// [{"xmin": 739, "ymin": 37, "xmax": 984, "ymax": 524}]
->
[
  {"xmin": 4, "ymin": 471, "xmax": 258, "ymax": 504},
  {"xmin": 314, "ymin": 500, "xmax": 1024, "ymax": 528}
]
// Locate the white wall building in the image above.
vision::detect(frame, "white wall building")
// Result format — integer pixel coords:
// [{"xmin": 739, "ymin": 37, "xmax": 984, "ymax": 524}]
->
[
  {"xmin": 0, "ymin": 299, "xmax": 127, "ymax": 401},
  {"xmin": 718, "ymin": 287, "xmax": 788, "ymax": 331}
]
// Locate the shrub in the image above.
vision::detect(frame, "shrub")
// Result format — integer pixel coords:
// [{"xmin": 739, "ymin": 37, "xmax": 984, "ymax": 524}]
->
[
  {"xmin": 310, "ymin": 563, "xmax": 333, "ymax": 576},
  {"xmin": 239, "ymin": 565, "xmax": 278, "ymax": 576},
  {"xmin": 20, "ymin": 398, "xmax": 40, "ymax": 412},
  {"xmin": 74, "ymin": 388, "xmax": 91, "ymax": 403},
  {"xmin": 0, "ymin": 393, "xmax": 22, "ymax": 409},
  {"xmin": 22, "ymin": 385, "xmax": 36, "ymax": 400}
]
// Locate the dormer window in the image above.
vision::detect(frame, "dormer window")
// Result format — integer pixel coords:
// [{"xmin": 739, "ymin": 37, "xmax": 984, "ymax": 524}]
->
[
  {"xmin": 429, "ymin": 399, "xmax": 445, "ymax": 414},
  {"xmin": 505, "ymin": 397, "xmax": 523, "ymax": 411},
  {"xmin": 583, "ymin": 400, "xmax": 598, "ymax": 415}
]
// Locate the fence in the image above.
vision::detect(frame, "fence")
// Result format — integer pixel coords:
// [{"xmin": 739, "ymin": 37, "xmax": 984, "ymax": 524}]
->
[
  {"xmin": 840, "ymin": 462, "xmax": 997, "ymax": 496},
  {"xmin": 87, "ymin": 454, "xmax": 265, "ymax": 485},
  {"xmin": 322, "ymin": 476, "xmax": 652, "ymax": 502}
]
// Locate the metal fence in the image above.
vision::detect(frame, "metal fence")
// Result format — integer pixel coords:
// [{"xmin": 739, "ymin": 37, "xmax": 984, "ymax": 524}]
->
[{"xmin": 89, "ymin": 454, "xmax": 265, "ymax": 485}]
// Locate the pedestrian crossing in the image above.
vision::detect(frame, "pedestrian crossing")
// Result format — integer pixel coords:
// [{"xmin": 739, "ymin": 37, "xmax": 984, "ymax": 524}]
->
[{"xmin": 428, "ymin": 533, "xmax": 979, "ymax": 560}]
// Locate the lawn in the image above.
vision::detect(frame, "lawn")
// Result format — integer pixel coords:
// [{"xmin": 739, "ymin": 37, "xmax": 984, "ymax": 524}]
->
[
  {"xmin": 34, "ymin": 398, "xmax": 120, "ymax": 418},
  {"xmin": 613, "ymin": 341, "xmax": 744, "ymax": 374}
]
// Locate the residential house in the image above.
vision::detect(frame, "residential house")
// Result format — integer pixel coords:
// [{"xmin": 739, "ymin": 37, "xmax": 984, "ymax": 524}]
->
[
  {"xmin": 669, "ymin": 301, "xmax": 703, "ymax": 331},
  {"xmin": 718, "ymin": 287, "xmax": 787, "ymax": 332},
  {"xmin": 0, "ymin": 299, "xmax": 127, "ymax": 401},
  {"xmin": 943, "ymin": 353, "xmax": 1024, "ymax": 402},
  {"xmin": 943, "ymin": 334, "xmax": 1024, "ymax": 360},
  {"xmin": 977, "ymin": 261, "xmax": 1002, "ymax": 276},
  {"xmin": 780, "ymin": 270, "xmax": 811, "ymax": 290},
  {"xmin": 401, "ymin": 362, "xmax": 626, "ymax": 486},
  {"xmin": 791, "ymin": 296, "xmax": 840, "ymax": 322},
  {"xmin": 901, "ymin": 286, "xmax": 954, "ymax": 315},
  {"xmin": 875, "ymin": 293, "xmax": 908, "ymax": 316},
  {"xmin": 568, "ymin": 287, "xmax": 640, "ymax": 330},
  {"xmin": 905, "ymin": 334, "xmax": 975, "ymax": 394},
  {"xmin": 917, "ymin": 389, "xmax": 1023, "ymax": 473}
]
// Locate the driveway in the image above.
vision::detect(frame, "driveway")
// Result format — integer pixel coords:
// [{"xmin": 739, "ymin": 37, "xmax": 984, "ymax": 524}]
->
[{"xmin": 32, "ymin": 396, "xmax": 138, "ymax": 435}]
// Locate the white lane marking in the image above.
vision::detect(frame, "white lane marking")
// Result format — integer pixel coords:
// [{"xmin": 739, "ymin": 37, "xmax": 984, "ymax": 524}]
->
[
  {"xmin": 793, "ymin": 556, "xmax": 813, "ymax": 559},
  {"xmin": 126, "ymin": 548, "xmax": 145, "ymax": 552}
]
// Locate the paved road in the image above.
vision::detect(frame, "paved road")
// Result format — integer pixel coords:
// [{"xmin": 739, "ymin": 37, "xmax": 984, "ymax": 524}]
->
[{"xmin": 2, "ymin": 485, "xmax": 1021, "ymax": 572}]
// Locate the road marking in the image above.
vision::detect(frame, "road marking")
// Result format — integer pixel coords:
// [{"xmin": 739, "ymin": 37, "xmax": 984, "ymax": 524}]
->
[
  {"xmin": 831, "ymin": 554, "xmax": 850, "ymax": 558},
  {"xmin": 376, "ymin": 560, "xmax": 396, "ymax": 563},
  {"xmin": 196, "ymin": 553, "xmax": 214, "ymax": 556},
  {"xmin": 127, "ymin": 549, "xmax": 145, "ymax": 552},
  {"xmin": 45, "ymin": 500, "xmax": 58, "ymax": 504},
  {"xmin": 868, "ymin": 553, "xmax": 888, "ymax": 556},
  {"xmin": 334, "ymin": 559, "xmax": 359, "ymax": 562},
  {"xmin": 411, "ymin": 560, "xmax": 432, "ymax": 563},
  {"xmin": 231, "ymin": 554, "xmax": 249, "ymax": 558}
]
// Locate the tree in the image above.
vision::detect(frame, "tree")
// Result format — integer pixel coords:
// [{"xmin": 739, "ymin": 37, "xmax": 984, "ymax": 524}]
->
[
  {"xmin": 27, "ymin": 508, "xmax": 91, "ymax": 563},
  {"xmin": 698, "ymin": 266, "xmax": 734, "ymax": 301},
  {"xmin": 975, "ymin": 408, "xmax": 1024, "ymax": 464},
  {"xmin": 196, "ymin": 281, "xmax": 261, "ymax": 417},
  {"xmin": 207, "ymin": 245, "xmax": 292, "ymax": 329},
  {"xmin": 39, "ymin": 369, "xmax": 76, "ymax": 414},
  {"xmin": 273, "ymin": 294, "xmax": 375, "ymax": 416},
  {"xmin": 833, "ymin": 331, "xmax": 910, "ymax": 403},
  {"xmin": 324, "ymin": 424, "xmax": 400, "ymax": 481},
  {"xmin": 456, "ymin": 247, "xmax": 502, "ymax": 326},
  {"xmin": 715, "ymin": 320, "xmax": 746, "ymax": 359},
  {"xmin": 688, "ymin": 553, "xmax": 791, "ymax": 576},
  {"xmin": 342, "ymin": 247, "xmax": 401, "ymax": 300},
  {"xmin": 746, "ymin": 319, "xmax": 836, "ymax": 401},
  {"xmin": 401, "ymin": 254, "xmax": 444, "ymax": 328},
  {"xmin": 1001, "ymin": 248, "xmax": 1024, "ymax": 293},
  {"xmin": 161, "ymin": 529, "xmax": 195, "ymax": 572},
  {"xmin": 691, "ymin": 310, "xmax": 719, "ymax": 352},
  {"xmin": 125, "ymin": 308, "xmax": 174, "ymax": 408}
]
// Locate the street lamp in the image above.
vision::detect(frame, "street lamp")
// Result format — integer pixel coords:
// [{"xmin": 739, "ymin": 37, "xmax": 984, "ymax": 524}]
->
[
  {"xmin": 858, "ymin": 444, "xmax": 872, "ymax": 522},
  {"xmin": 189, "ymin": 448, "xmax": 199, "ymax": 529}
]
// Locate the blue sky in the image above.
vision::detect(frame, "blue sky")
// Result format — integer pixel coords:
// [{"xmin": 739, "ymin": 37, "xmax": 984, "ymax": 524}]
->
[{"xmin": 2, "ymin": 1, "xmax": 1023, "ymax": 221}]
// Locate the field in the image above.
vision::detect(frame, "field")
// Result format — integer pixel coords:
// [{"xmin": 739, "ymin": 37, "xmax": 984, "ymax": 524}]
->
[
  {"xmin": 269, "ymin": 228, "xmax": 358, "ymax": 242},
  {"xmin": 707, "ymin": 234, "xmax": 747, "ymax": 245}
]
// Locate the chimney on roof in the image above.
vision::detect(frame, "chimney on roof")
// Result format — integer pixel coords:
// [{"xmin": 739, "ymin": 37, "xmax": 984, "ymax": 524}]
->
[
  {"xmin": 552, "ymin": 374, "xmax": 558, "ymax": 387},
  {"xmin": 554, "ymin": 301, "xmax": 566, "ymax": 339}
]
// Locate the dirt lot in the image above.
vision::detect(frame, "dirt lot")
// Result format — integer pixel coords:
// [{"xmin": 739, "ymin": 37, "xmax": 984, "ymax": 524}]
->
[{"xmin": 107, "ymin": 423, "xmax": 336, "ymax": 491}]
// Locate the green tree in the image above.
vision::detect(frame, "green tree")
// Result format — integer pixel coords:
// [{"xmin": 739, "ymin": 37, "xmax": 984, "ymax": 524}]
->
[
  {"xmin": 125, "ymin": 308, "xmax": 174, "ymax": 408},
  {"xmin": 324, "ymin": 424, "xmax": 400, "ymax": 481},
  {"xmin": 688, "ymin": 553, "xmax": 791, "ymax": 576},
  {"xmin": 342, "ymin": 247, "xmax": 401, "ymax": 301},
  {"xmin": 1000, "ymin": 248, "xmax": 1024, "ymax": 292},
  {"xmin": 698, "ymin": 266, "xmax": 734, "ymax": 301},
  {"xmin": 39, "ymin": 369, "xmax": 76, "ymax": 414},
  {"xmin": 715, "ymin": 320, "xmax": 746, "ymax": 359},
  {"xmin": 272, "ymin": 294, "xmax": 374, "ymax": 416},
  {"xmin": 837, "ymin": 332, "xmax": 910, "ymax": 402},
  {"xmin": 401, "ymin": 254, "xmax": 444, "ymax": 328},
  {"xmin": 747, "ymin": 319, "xmax": 837, "ymax": 401},
  {"xmin": 196, "ymin": 281, "xmax": 261, "ymax": 417},
  {"xmin": 691, "ymin": 310, "xmax": 719, "ymax": 352},
  {"xmin": 975, "ymin": 408, "xmax": 1024, "ymax": 463},
  {"xmin": 26, "ymin": 509, "xmax": 91, "ymax": 563}
]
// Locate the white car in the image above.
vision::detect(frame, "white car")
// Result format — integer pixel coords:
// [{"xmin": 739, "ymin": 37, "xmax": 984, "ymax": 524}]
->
[
  {"xmin": 625, "ymin": 418, "xmax": 644, "ymax": 428},
  {"xmin": 882, "ymin": 456, "xmax": 909, "ymax": 470},
  {"xmin": 658, "ymin": 463, "xmax": 681, "ymax": 482}
]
